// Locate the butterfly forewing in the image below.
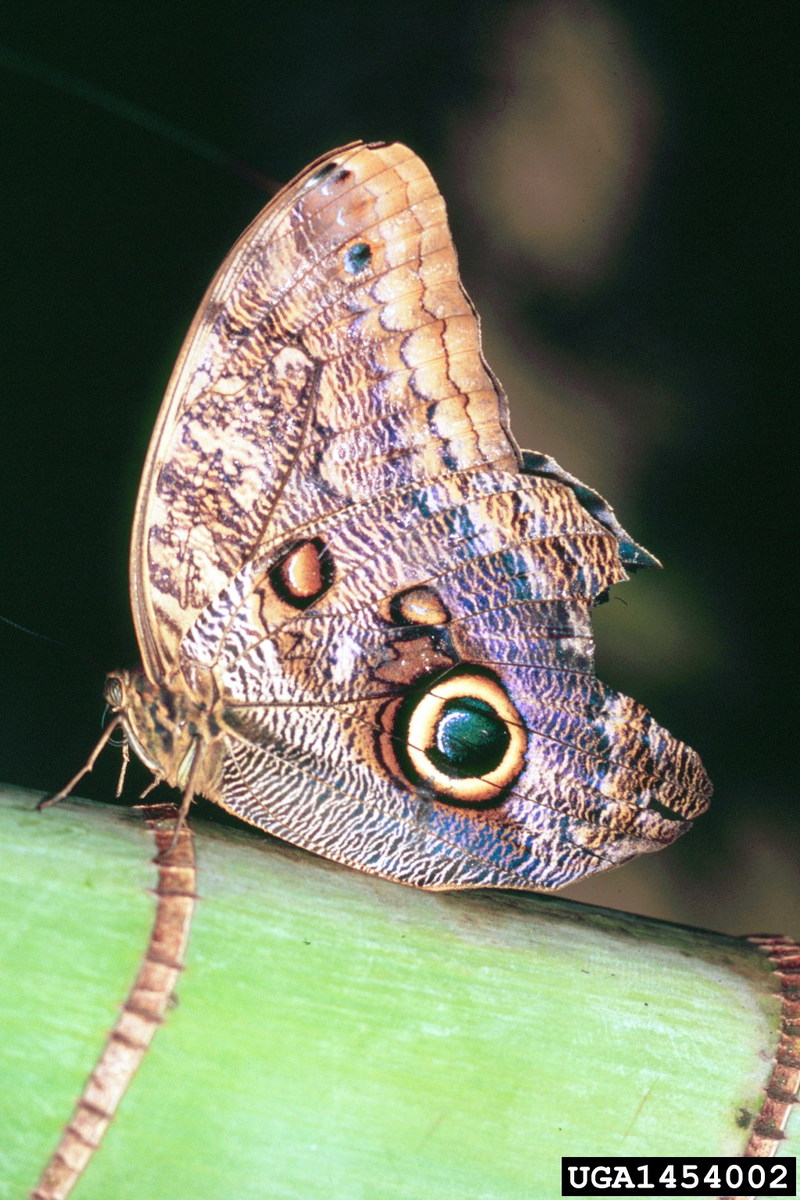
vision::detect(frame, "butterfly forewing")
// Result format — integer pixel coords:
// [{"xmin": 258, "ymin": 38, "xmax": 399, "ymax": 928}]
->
[{"xmin": 130, "ymin": 141, "xmax": 517, "ymax": 680}]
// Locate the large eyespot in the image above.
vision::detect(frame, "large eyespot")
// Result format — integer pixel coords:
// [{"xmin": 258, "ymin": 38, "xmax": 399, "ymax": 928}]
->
[{"xmin": 402, "ymin": 672, "xmax": 527, "ymax": 805}]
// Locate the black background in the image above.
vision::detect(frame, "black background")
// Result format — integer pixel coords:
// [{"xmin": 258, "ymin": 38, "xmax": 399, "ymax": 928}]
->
[{"xmin": 1, "ymin": 2, "xmax": 796, "ymax": 934}]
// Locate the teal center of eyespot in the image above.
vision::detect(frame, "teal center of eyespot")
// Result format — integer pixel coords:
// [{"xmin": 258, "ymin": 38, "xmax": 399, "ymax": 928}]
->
[
  {"xmin": 429, "ymin": 697, "xmax": 509, "ymax": 779},
  {"xmin": 343, "ymin": 242, "xmax": 371, "ymax": 274}
]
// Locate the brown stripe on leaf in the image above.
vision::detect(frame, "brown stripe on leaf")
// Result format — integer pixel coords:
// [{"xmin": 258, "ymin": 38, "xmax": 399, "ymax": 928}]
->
[
  {"xmin": 736, "ymin": 935, "xmax": 800, "ymax": 1166},
  {"xmin": 30, "ymin": 804, "xmax": 196, "ymax": 1200}
]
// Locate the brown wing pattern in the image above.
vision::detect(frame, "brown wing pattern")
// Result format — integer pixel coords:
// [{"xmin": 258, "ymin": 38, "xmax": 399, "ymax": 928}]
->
[
  {"xmin": 131, "ymin": 141, "xmax": 518, "ymax": 680},
  {"xmin": 117, "ymin": 140, "xmax": 711, "ymax": 891},
  {"xmin": 179, "ymin": 459, "xmax": 709, "ymax": 889}
]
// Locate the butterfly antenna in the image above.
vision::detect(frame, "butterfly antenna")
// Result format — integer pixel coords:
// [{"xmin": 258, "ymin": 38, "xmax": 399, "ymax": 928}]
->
[
  {"xmin": 0, "ymin": 44, "xmax": 278, "ymax": 194},
  {"xmin": 0, "ymin": 611, "xmax": 111, "ymax": 675}
]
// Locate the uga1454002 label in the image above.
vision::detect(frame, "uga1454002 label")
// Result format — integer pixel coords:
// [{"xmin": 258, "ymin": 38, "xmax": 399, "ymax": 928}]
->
[{"xmin": 561, "ymin": 1156, "xmax": 796, "ymax": 1197}]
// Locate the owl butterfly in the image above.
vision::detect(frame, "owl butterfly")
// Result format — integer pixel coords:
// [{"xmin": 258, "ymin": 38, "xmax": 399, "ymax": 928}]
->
[{"xmin": 51, "ymin": 140, "xmax": 711, "ymax": 890}]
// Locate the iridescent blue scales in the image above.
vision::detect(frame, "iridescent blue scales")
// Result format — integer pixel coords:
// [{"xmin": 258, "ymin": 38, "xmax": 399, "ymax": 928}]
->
[{"xmin": 85, "ymin": 141, "xmax": 711, "ymax": 889}]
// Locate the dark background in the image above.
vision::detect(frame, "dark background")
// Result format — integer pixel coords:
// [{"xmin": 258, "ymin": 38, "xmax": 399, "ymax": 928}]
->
[{"xmin": 1, "ymin": 2, "xmax": 796, "ymax": 935}]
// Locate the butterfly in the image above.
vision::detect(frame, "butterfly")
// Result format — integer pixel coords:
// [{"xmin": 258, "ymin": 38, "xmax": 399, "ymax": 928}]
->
[{"xmin": 48, "ymin": 140, "xmax": 711, "ymax": 890}]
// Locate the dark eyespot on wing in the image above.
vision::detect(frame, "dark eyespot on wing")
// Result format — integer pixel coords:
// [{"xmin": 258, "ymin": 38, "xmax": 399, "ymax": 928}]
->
[
  {"xmin": 394, "ymin": 667, "xmax": 528, "ymax": 807},
  {"xmin": 269, "ymin": 538, "xmax": 334, "ymax": 609},
  {"xmin": 307, "ymin": 161, "xmax": 340, "ymax": 186},
  {"xmin": 342, "ymin": 242, "xmax": 372, "ymax": 274},
  {"xmin": 390, "ymin": 586, "xmax": 450, "ymax": 628},
  {"xmin": 429, "ymin": 696, "xmax": 511, "ymax": 779}
]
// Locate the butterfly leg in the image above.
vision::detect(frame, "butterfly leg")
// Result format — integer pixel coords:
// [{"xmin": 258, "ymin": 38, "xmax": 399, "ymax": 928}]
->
[
  {"xmin": 161, "ymin": 736, "xmax": 203, "ymax": 855},
  {"xmin": 115, "ymin": 738, "xmax": 130, "ymax": 797},
  {"xmin": 137, "ymin": 768, "xmax": 166, "ymax": 801},
  {"xmin": 37, "ymin": 717, "xmax": 124, "ymax": 811}
]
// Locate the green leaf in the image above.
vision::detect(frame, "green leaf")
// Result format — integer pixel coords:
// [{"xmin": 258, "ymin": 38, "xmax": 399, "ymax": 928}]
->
[{"xmin": 0, "ymin": 784, "xmax": 794, "ymax": 1199}]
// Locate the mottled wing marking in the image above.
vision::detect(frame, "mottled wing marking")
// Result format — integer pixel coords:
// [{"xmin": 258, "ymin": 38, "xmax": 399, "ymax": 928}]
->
[
  {"xmin": 217, "ymin": 684, "xmax": 709, "ymax": 891},
  {"xmin": 131, "ymin": 142, "xmax": 517, "ymax": 679},
  {"xmin": 121, "ymin": 140, "xmax": 711, "ymax": 891},
  {"xmin": 175, "ymin": 461, "xmax": 708, "ymax": 890}
]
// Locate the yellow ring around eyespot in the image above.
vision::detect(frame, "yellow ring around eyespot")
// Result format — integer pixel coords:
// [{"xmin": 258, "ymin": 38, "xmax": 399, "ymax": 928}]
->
[{"xmin": 405, "ymin": 674, "xmax": 527, "ymax": 804}]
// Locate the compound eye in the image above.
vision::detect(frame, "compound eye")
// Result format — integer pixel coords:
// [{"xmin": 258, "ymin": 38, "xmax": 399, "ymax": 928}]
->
[
  {"xmin": 103, "ymin": 674, "xmax": 124, "ymax": 709},
  {"xmin": 403, "ymin": 673, "xmax": 527, "ymax": 805}
]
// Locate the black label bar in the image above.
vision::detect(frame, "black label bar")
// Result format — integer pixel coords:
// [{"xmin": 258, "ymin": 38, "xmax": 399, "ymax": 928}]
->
[{"xmin": 561, "ymin": 1156, "xmax": 796, "ymax": 1196}]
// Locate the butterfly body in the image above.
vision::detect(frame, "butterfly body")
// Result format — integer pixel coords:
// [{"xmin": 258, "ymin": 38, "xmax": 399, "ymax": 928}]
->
[{"xmin": 92, "ymin": 140, "xmax": 710, "ymax": 890}]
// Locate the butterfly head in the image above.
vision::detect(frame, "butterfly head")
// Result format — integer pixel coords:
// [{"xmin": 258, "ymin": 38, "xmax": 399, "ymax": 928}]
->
[{"xmin": 103, "ymin": 668, "xmax": 223, "ymax": 794}]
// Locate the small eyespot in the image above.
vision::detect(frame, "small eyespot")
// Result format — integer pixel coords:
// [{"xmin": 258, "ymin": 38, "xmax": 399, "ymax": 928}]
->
[
  {"xmin": 390, "ymin": 586, "xmax": 449, "ymax": 627},
  {"xmin": 342, "ymin": 242, "xmax": 371, "ymax": 274},
  {"xmin": 270, "ymin": 539, "xmax": 334, "ymax": 609},
  {"xmin": 308, "ymin": 161, "xmax": 339, "ymax": 186},
  {"xmin": 399, "ymin": 672, "xmax": 527, "ymax": 805}
]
